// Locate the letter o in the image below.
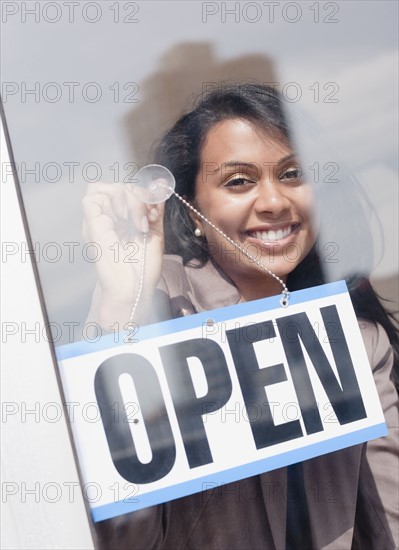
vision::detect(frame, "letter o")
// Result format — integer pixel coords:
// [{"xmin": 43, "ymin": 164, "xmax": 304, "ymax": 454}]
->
[
  {"xmin": 285, "ymin": 481, "xmax": 300, "ymax": 502},
  {"xmin": 82, "ymin": 82, "xmax": 102, "ymax": 103},
  {"xmin": 82, "ymin": 402, "xmax": 101, "ymax": 423},
  {"xmin": 42, "ymin": 482, "xmax": 62, "ymax": 502},
  {"xmin": 42, "ymin": 162, "xmax": 62, "ymax": 182},
  {"xmin": 42, "ymin": 82, "xmax": 62, "ymax": 102},
  {"xmin": 83, "ymin": 482, "xmax": 102, "ymax": 502},
  {"xmin": 82, "ymin": 2, "xmax": 102, "ymax": 22},
  {"xmin": 82, "ymin": 162, "xmax": 102, "ymax": 182},
  {"xmin": 242, "ymin": 402, "xmax": 262, "ymax": 421},
  {"xmin": 242, "ymin": 322, "xmax": 263, "ymax": 343},
  {"xmin": 42, "ymin": 242, "xmax": 62, "ymax": 263},
  {"xmin": 42, "ymin": 321, "xmax": 62, "ymax": 343},
  {"xmin": 282, "ymin": 402, "xmax": 301, "ymax": 421},
  {"xmin": 282, "ymin": 82, "xmax": 302, "ymax": 103},
  {"xmin": 243, "ymin": 480, "xmax": 259, "ymax": 502},
  {"xmin": 242, "ymin": 2, "xmax": 262, "ymax": 22},
  {"xmin": 82, "ymin": 242, "xmax": 102, "ymax": 263},
  {"xmin": 95, "ymin": 353, "xmax": 177, "ymax": 484},
  {"xmin": 83, "ymin": 321, "xmax": 102, "ymax": 342},
  {"xmin": 242, "ymin": 243, "xmax": 262, "ymax": 262},
  {"xmin": 42, "ymin": 402, "xmax": 63, "ymax": 423},
  {"xmin": 283, "ymin": 242, "xmax": 301, "ymax": 262},
  {"xmin": 282, "ymin": 2, "xmax": 302, "ymax": 22},
  {"xmin": 281, "ymin": 321, "xmax": 302, "ymax": 343}
]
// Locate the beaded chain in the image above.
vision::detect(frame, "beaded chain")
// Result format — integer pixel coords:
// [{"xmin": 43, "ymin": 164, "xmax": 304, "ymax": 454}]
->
[{"xmin": 125, "ymin": 232, "xmax": 147, "ymax": 343}]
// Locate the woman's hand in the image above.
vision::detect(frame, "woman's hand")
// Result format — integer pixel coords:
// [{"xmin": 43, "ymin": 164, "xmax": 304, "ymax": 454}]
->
[{"xmin": 82, "ymin": 181, "xmax": 165, "ymax": 329}]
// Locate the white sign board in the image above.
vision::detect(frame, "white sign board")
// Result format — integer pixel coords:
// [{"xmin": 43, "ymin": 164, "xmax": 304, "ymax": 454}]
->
[{"xmin": 56, "ymin": 281, "xmax": 386, "ymax": 522}]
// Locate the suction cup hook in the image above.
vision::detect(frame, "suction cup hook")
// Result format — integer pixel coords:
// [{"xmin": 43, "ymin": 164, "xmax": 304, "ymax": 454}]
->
[{"xmin": 133, "ymin": 164, "xmax": 175, "ymax": 204}]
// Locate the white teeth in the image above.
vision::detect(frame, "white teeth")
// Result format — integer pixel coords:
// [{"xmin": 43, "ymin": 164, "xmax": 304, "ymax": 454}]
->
[
  {"xmin": 250, "ymin": 226, "xmax": 293, "ymax": 242},
  {"xmin": 268, "ymin": 230, "xmax": 276, "ymax": 241}
]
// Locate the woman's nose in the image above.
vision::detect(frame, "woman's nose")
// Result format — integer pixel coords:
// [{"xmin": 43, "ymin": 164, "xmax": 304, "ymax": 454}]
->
[{"xmin": 254, "ymin": 180, "xmax": 290, "ymax": 216}]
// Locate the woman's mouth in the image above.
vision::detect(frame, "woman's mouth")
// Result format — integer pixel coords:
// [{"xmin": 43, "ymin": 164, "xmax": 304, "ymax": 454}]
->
[{"xmin": 245, "ymin": 223, "xmax": 299, "ymax": 244}]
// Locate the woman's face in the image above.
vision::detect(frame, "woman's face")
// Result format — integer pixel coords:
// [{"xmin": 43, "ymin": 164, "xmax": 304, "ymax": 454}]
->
[{"xmin": 193, "ymin": 118, "xmax": 316, "ymax": 298}]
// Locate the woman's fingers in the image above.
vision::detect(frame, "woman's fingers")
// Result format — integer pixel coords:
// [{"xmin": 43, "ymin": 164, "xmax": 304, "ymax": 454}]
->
[
  {"xmin": 81, "ymin": 181, "xmax": 166, "ymax": 315},
  {"xmin": 82, "ymin": 180, "xmax": 166, "ymax": 253},
  {"xmin": 82, "ymin": 193, "xmax": 117, "ymax": 242},
  {"xmin": 113, "ymin": 185, "xmax": 128, "ymax": 220},
  {"xmin": 147, "ymin": 206, "xmax": 159, "ymax": 223},
  {"xmin": 141, "ymin": 215, "xmax": 149, "ymax": 234},
  {"xmin": 84, "ymin": 181, "xmax": 127, "ymax": 219},
  {"xmin": 83, "ymin": 182, "xmax": 140, "ymax": 241},
  {"xmin": 83, "ymin": 182, "xmax": 166, "ymax": 232},
  {"xmin": 83, "ymin": 192, "xmax": 117, "ymax": 222},
  {"xmin": 146, "ymin": 202, "xmax": 165, "ymax": 239},
  {"xmin": 125, "ymin": 185, "xmax": 149, "ymax": 233},
  {"xmin": 85, "ymin": 181, "xmax": 124, "ymax": 197}
]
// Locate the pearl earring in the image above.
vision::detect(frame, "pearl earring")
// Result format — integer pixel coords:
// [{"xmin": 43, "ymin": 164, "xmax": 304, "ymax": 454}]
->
[{"xmin": 194, "ymin": 227, "xmax": 202, "ymax": 237}]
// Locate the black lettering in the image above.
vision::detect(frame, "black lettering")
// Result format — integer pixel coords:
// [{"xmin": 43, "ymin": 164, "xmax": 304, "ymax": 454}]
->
[
  {"xmin": 320, "ymin": 305, "xmax": 367, "ymax": 422},
  {"xmin": 277, "ymin": 307, "xmax": 366, "ymax": 435},
  {"xmin": 160, "ymin": 339, "xmax": 232, "ymax": 469},
  {"xmin": 226, "ymin": 321, "xmax": 303, "ymax": 449},
  {"xmin": 95, "ymin": 354, "xmax": 176, "ymax": 484}
]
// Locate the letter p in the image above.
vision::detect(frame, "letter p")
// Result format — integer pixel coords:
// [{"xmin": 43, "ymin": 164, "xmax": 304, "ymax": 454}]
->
[
  {"xmin": 202, "ymin": 2, "xmax": 219, "ymax": 22},
  {"xmin": 1, "ymin": 82, "xmax": 19, "ymax": 101},
  {"xmin": 2, "ymin": 482, "xmax": 19, "ymax": 503}
]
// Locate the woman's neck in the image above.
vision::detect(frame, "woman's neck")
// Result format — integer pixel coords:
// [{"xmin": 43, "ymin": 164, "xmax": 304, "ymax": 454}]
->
[
  {"xmin": 209, "ymin": 256, "xmax": 287, "ymax": 303},
  {"xmin": 231, "ymin": 271, "xmax": 286, "ymax": 303}
]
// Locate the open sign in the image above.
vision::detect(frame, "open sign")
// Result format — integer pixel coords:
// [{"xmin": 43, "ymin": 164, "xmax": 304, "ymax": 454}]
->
[{"xmin": 56, "ymin": 281, "xmax": 387, "ymax": 522}]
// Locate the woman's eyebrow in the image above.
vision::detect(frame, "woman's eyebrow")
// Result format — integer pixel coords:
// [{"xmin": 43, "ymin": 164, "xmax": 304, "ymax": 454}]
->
[
  {"xmin": 206, "ymin": 154, "xmax": 298, "ymax": 176},
  {"xmin": 277, "ymin": 153, "xmax": 297, "ymax": 164},
  {"xmin": 208, "ymin": 161, "xmax": 261, "ymax": 174},
  {"xmin": 208, "ymin": 154, "xmax": 297, "ymax": 173}
]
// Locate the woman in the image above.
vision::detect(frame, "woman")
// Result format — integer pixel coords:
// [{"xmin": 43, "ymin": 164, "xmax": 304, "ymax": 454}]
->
[{"xmin": 84, "ymin": 84, "xmax": 399, "ymax": 549}]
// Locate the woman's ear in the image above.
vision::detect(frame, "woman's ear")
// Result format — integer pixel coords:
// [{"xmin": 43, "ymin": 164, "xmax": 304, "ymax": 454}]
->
[
  {"xmin": 191, "ymin": 216, "xmax": 205, "ymax": 238},
  {"xmin": 186, "ymin": 200, "xmax": 205, "ymax": 237}
]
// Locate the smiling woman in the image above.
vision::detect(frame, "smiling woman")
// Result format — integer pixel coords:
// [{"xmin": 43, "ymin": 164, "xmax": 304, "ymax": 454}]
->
[
  {"xmin": 188, "ymin": 118, "xmax": 315, "ymax": 301},
  {"xmin": 83, "ymin": 83, "xmax": 399, "ymax": 549}
]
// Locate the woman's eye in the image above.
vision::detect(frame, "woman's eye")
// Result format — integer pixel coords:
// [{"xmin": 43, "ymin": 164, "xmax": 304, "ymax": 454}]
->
[
  {"xmin": 280, "ymin": 166, "xmax": 302, "ymax": 180},
  {"xmin": 224, "ymin": 176, "xmax": 254, "ymax": 187}
]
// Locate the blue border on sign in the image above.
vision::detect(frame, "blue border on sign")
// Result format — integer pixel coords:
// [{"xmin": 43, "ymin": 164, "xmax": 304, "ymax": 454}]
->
[
  {"xmin": 91, "ymin": 421, "xmax": 386, "ymax": 522},
  {"xmin": 56, "ymin": 281, "xmax": 348, "ymax": 361}
]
